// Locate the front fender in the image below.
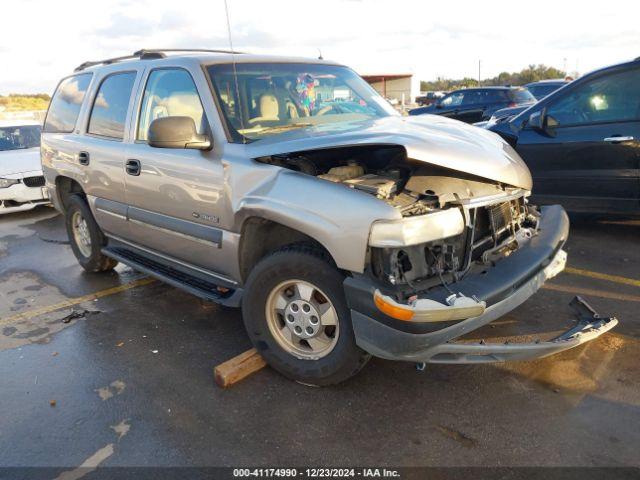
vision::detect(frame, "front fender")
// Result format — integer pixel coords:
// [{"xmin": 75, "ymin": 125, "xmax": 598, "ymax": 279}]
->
[{"xmin": 234, "ymin": 170, "xmax": 400, "ymax": 273}]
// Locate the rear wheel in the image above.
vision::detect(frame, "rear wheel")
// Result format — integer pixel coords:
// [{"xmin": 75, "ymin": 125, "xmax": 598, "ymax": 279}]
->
[
  {"xmin": 242, "ymin": 245, "xmax": 370, "ymax": 385},
  {"xmin": 65, "ymin": 194, "xmax": 118, "ymax": 272}
]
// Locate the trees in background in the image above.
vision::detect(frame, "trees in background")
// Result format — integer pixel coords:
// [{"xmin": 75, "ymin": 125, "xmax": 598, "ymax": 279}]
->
[
  {"xmin": 421, "ymin": 64, "xmax": 567, "ymax": 92},
  {"xmin": 0, "ymin": 94, "xmax": 51, "ymax": 112}
]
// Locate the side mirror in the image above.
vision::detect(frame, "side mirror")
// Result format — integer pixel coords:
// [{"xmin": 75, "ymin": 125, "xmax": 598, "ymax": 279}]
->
[
  {"xmin": 528, "ymin": 108, "xmax": 558, "ymax": 136},
  {"xmin": 528, "ymin": 110, "xmax": 545, "ymax": 131},
  {"xmin": 148, "ymin": 116, "xmax": 211, "ymax": 150}
]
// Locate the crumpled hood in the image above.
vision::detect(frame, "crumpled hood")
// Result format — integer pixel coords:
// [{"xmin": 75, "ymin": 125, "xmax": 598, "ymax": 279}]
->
[
  {"xmin": 245, "ymin": 114, "xmax": 532, "ymax": 190},
  {"xmin": 0, "ymin": 148, "xmax": 42, "ymax": 176}
]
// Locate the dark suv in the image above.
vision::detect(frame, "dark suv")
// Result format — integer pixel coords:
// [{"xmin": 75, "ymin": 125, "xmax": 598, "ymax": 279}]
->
[
  {"xmin": 409, "ymin": 86, "xmax": 535, "ymax": 123},
  {"xmin": 490, "ymin": 58, "xmax": 640, "ymax": 215}
]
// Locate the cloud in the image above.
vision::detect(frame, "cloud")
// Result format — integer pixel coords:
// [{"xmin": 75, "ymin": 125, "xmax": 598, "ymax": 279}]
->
[
  {"xmin": 94, "ymin": 13, "xmax": 157, "ymax": 38},
  {"xmin": 0, "ymin": 0, "xmax": 639, "ymax": 95},
  {"xmin": 59, "ymin": 79, "xmax": 87, "ymax": 105},
  {"xmin": 94, "ymin": 92, "xmax": 109, "ymax": 109}
]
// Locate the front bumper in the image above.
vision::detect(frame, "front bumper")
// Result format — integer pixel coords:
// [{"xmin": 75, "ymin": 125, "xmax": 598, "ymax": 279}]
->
[
  {"xmin": 344, "ymin": 205, "xmax": 618, "ymax": 363},
  {"xmin": 0, "ymin": 172, "xmax": 50, "ymax": 213}
]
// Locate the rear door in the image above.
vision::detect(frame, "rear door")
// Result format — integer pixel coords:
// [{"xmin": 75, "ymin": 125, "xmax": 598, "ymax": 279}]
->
[
  {"xmin": 42, "ymin": 73, "xmax": 93, "ymax": 203},
  {"xmin": 514, "ymin": 65, "xmax": 640, "ymax": 213},
  {"xmin": 79, "ymin": 70, "xmax": 140, "ymax": 237},
  {"xmin": 123, "ymin": 67, "xmax": 228, "ymax": 274}
]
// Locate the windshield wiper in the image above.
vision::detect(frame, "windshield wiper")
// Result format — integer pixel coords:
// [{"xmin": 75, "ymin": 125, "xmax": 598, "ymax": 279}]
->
[{"xmin": 255, "ymin": 123, "xmax": 313, "ymax": 134}]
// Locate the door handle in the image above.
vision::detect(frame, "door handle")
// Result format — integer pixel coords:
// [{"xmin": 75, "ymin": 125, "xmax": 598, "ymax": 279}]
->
[
  {"xmin": 125, "ymin": 159, "xmax": 141, "ymax": 176},
  {"xmin": 78, "ymin": 151, "xmax": 90, "ymax": 166},
  {"xmin": 603, "ymin": 136, "xmax": 634, "ymax": 143}
]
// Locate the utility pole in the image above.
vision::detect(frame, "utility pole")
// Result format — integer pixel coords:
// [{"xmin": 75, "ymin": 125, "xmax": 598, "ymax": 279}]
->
[{"xmin": 478, "ymin": 60, "xmax": 481, "ymax": 86}]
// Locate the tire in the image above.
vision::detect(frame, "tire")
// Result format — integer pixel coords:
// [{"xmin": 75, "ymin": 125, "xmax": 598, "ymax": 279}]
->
[
  {"xmin": 65, "ymin": 194, "xmax": 118, "ymax": 273},
  {"xmin": 242, "ymin": 245, "xmax": 370, "ymax": 386}
]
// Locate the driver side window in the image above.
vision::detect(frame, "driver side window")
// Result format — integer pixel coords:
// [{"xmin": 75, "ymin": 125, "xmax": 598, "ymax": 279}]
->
[
  {"xmin": 546, "ymin": 67, "xmax": 640, "ymax": 127},
  {"xmin": 137, "ymin": 68, "xmax": 205, "ymax": 141}
]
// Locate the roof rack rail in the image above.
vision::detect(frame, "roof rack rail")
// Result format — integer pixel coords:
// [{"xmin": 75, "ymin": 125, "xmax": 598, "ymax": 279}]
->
[{"xmin": 74, "ymin": 48, "xmax": 244, "ymax": 72}]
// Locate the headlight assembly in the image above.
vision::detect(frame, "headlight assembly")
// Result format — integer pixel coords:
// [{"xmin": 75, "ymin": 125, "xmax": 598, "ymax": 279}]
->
[
  {"xmin": 0, "ymin": 178, "xmax": 20, "ymax": 189},
  {"xmin": 369, "ymin": 208, "xmax": 465, "ymax": 247}
]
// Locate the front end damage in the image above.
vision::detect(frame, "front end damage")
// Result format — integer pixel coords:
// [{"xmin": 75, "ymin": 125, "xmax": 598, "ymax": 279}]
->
[
  {"xmin": 342, "ymin": 173, "xmax": 618, "ymax": 364},
  {"xmin": 253, "ymin": 130, "xmax": 617, "ymax": 364}
]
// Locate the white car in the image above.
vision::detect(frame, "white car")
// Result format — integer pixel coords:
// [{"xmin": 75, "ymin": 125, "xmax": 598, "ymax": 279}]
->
[{"xmin": 0, "ymin": 119, "xmax": 50, "ymax": 213}]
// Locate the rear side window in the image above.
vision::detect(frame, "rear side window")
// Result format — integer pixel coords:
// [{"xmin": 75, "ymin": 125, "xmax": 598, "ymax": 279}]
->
[
  {"xmin": 509, "ymin": 88, "xmax": 536, "ymax": 104},
  {"xmin": 88, "ymin": 72, "xmax": 137, "ymax": 139},
  {"xmin": 441, "ymin": 91, "xmax": 464, "ymax": 107},
  {"xmin": 137, "ymin": 69, "xmax": 205, "ymax": 141},
  {"xmin": 44, "ymin": 74, "xmax": 92, "ymax": 133},
  {"xmin": 484, "ymin": 90, "xmax": 509, "ymax": 102}
]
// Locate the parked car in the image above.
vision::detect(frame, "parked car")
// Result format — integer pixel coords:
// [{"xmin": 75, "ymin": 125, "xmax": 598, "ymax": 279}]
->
[
  {"xmin": 415, "ymin": 91, "xmax": 445, "ymax": 106},
  {"xmin": 525, "ymin": 79, "xmax": 570, "ymax": 100},
  {"xmin": 475, "ymin": 80, "xmax": 572, "ymax": 127},
  {"xmin": 490, "ymin": 57, "xmax": 640, "ymax": 215},
  {"xmin": 408, "ymin": 86, "xmax": 536, "ymax": 123},
  {"xmin": 42, "ymin": 49, "xmax": 616, "ymax": 385},
  {"xmin": 0, "ymin": 120, "xmax": 50, "ymax": 213}
]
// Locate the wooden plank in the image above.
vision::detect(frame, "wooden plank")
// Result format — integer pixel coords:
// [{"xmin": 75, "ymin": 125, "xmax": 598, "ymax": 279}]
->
[{"xmin": 214, "ymin": 348, "xmax": 267, "ymax": 388}]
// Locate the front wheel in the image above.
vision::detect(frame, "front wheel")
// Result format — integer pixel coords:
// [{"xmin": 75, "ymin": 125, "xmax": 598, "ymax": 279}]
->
[
  {"xmin": 65, "ymin": 194, "xmax": 118, "ymax": 273},
  {"xmin": 242, "ymin": 245, "xmax": 370, "ymax": 386}
]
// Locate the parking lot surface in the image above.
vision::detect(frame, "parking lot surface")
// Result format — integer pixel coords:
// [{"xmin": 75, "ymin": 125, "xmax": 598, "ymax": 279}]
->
[{"xmin": 1, "ymin": 207, "xmax": 639, "ymax": 472}]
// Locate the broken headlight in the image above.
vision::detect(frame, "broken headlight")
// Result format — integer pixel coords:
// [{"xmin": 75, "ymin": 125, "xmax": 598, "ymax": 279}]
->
[{"xmin": 369, "ymin": 208, "xmax": 465, "ymax": 247}]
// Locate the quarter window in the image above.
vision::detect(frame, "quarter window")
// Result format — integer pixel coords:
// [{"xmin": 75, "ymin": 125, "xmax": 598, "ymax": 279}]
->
[
  {"xmin": 545, "ymin": 67, "xmax": 640, "ymax": 126},
  {"xmin": 44, "ymin": 74, "xmax": 92, "ymax": 133},
  {"xmin": 88, "ymin": 72, "xmax": 136, "ymax": 140},
  {"xmin": 137, "ymin": 69, "xmax": 205, "ymax": 141}
]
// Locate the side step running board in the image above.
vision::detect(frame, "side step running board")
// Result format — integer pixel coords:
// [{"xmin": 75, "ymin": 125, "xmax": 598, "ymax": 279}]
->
[{"xmin": 102, "ymin": 246, "xmax": 242, "ymax": 307}]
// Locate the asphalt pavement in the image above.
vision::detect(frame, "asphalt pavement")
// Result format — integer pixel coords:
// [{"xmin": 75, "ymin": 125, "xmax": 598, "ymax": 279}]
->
[{"xmin": 0, "ymin": 206, "xmax": 639, "ymax": 475}]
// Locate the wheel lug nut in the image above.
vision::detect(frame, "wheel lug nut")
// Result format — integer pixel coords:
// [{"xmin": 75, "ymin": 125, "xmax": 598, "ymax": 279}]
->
[
  {"xmin": 291, "ymin": 304, "xmax": 299, "ymax": 312},
  {"xmin": 306, "ymin": 327, "xmax": 314, "ymax": 335},
  {"xmin": 287, "ymin": 314, "xmax": 294, "ymax": 322},
  {"xmin": 294, "ymin": 326, "xmax": 302, "ymax": 334},
  {"xmin": 310, "ymin": 316, "xmax": 318, "ymax": 324},
  {"xmin": 302, "ymin": 304, "xmax": 310, "ymax": 313}
]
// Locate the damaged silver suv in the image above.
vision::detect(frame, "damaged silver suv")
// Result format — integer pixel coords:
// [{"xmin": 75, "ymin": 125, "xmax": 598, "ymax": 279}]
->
[{"xmin": 42, "ymin": 49, "xmax": 617, "ymax": 385}]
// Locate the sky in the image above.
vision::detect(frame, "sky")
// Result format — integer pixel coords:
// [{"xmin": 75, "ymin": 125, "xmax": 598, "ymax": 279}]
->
[{"xmin": 1, "ymin": 0, "xmax": 639, "ymax": 94}]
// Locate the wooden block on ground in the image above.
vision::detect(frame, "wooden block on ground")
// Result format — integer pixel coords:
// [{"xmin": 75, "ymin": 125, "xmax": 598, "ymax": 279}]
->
[{"xmin": 214, "ymin": 348, "xmax": 267, "ymax": 388}]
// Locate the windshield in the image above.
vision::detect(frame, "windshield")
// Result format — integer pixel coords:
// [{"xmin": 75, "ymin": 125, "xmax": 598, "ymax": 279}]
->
[
  {"xmin": 207, "ymin": 63, "xmax": 397, "ymax": 142},
  {"xmin": 0, "ymin": 125, "xmax": 41, "ymax": 151}
]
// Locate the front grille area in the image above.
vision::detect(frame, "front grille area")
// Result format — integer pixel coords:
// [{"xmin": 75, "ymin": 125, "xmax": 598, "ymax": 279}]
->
[
  {"xmin": 370, "ymin": 195, "xmax": 529, "ymax": 289},
  {"xmin": 488, "ymin": 201, "xmax": 512, "ymax": 233},
  {"xmin": 23, "ymin": 176, "xmax": 45, "ymax": 188},
  {"xmin": 469, "ymin": 198, "xmax": 525, "ymax": 262}
]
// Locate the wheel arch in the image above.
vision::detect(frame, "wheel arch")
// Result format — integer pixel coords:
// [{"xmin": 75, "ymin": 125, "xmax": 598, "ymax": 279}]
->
[
  {"xmin": 237, "ymin": 217, "xmax": 339, "ymax": 284},
  {"xmin": 55, "ymin": 176, "xmax": 86, "ymax": 213}
]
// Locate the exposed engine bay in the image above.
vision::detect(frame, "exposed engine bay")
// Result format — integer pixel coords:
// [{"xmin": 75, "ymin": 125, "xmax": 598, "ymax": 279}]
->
[{"xmin": 256, "ymin": 145, "xmax": 537, "ymax": 299}]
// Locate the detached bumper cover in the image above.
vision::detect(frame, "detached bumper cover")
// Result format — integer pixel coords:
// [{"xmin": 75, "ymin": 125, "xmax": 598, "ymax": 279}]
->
[
  {"xmin": 416, "ymin": 296, "xmax": 617, "ymax": 364},
  {"xmin": 346, "ymin": 205, "xmax": 617, "ymax": 363}
]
